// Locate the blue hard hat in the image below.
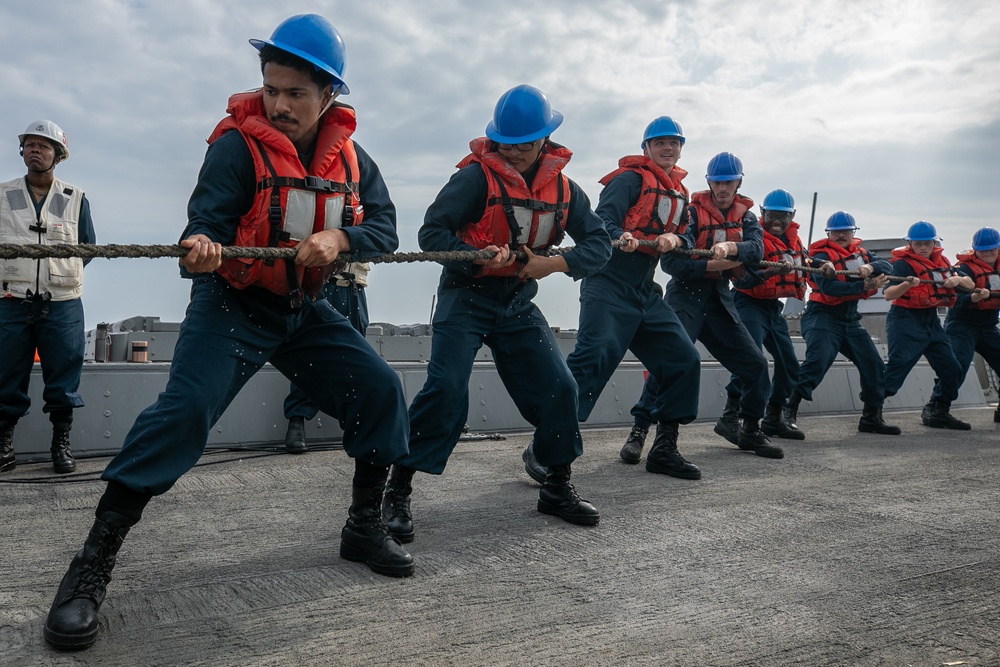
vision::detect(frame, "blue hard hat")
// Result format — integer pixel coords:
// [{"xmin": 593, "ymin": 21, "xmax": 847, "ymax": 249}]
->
[
  {"xmin": 250, "ymin": 14, "xmax": 350, "ymax": 94},
  {"xmin": 825, "ymin": 211, "xmax": 858, "ymax": 231},
  {"xmin": 972, "ymin": 227, "xmax": 1000, "ymax": 251},
  {"xmin": 761, "ymin": 189, "xmax": 795, "ymax": 213},
  {"xmin": 706, "ymin": 152, "xmax": 743, "ymax": 182},
  {"xmin": 905, "ymin": 220, "xmax": 938, "ymax": 242},
  {"xmin": 641, "ymin": 116, "xmax": 685, "ymax": 148},
  {"xmin": 485, "ymin": 85, "xmax": 563, "ymax": 144}
]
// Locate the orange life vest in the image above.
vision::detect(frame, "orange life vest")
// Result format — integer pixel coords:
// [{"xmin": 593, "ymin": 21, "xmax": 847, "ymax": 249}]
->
[
  {"xmin": 890, "ymin": 245, "xmax": 956, "ymax": 309},
  {"xmin": 598, "ymin": 156, "xmax": 689, "ymax": 258},
  {"xmin": 207, "ymin": 90, "xmax": 363, "ymax": 302},
  {"xmin": 954, "ymin": 250, "xmax": 1000, "ymax": 311},
  {"xmin": 736, "ymin": 222, "xmax": 807, "ymax": 300},
  {"xmin": 689, "ymin": 190, "xmax": 750, "ymax": 279},
  {"xmin": 455, "ymin": 138, "xmax": 571, "ymax": 277},
  {"xmin": 807, "ymin": 238, "xmax": 877, "ymax": 306}
]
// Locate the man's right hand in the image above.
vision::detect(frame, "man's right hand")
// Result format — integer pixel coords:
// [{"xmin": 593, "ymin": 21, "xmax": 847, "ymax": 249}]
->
[{"xmin": 179, "ymin": 234, "xmax": 222, "ymax": 273}]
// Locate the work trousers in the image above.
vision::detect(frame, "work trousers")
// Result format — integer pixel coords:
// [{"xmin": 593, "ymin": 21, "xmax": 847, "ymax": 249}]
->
[
  {"xmin": 102, "ymin": 274, "xmax": 408, "ymax": 495},
  {"xmin": 726, "ymin": 292, "xmax": 799, "ymax": 406},
  {"xmin": 632, "ymin": 283, "xmax": 769, "ymax": 427},
  {"xmin": 0, "ymin": 296, "xmax": 85, "ymax": 420},
  {"xmin": 567, "ymin": 267, "xmax": 699, "ymax": 426},
  {"xmin": 284, "ymin": 283, "xmax": 369, "ymax": 420},
  {"xmin": 795, "ymin": 303, "xmax": 886, "ymax": 406},
  {"xmin": 402, "ymin": 273, "xmax": 581, "ymax": 474},
  {"xmin": 931, "ymin": 318, "xmax": 1000, "ymax": 401},
  {"xmin": 884, "ymin": 306, "xmax": 962, "ymax": 402}
]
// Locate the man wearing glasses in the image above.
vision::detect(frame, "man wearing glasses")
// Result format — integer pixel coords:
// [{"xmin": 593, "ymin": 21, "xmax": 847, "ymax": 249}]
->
[{"xmin": 381, "ymin": 84, "xmax": 611, "ymax": 539}]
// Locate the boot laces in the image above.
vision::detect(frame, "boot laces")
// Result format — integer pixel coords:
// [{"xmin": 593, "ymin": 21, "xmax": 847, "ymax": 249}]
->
[
  {"xmin": 386, "ymin": 488, "xmax": 411, "ymax": 517},
  {"xmin": 627, "ymin": 425, "xmax": 646, "ymax": 443},
  {"xmin": 66, "ymin": 534, "xmax": 119, "ymax": 601}
]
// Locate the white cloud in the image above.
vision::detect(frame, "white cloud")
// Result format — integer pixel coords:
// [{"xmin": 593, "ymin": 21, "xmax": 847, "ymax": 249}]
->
[{"xmin": 1, "ymin": 0, "xmax": 998, "ymax": 328}]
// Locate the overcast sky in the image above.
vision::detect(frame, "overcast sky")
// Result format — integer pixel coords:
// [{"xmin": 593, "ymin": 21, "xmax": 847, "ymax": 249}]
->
[{"xmin": 2, "ymin": 0, "xmax": 999, "ymax": 330}]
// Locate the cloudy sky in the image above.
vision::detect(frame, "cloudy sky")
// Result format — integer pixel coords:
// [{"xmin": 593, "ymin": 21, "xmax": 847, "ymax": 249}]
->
[{"xmin": 2, "ymin": 0, "xmax": 999, "ymax": 330}]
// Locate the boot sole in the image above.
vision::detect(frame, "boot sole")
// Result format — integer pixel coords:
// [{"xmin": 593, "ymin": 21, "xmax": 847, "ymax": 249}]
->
[
  {"xmin": 284, "ymin": 444, "xmax": 308, "ymax": 454},
  {"xmin": 537, "ymin": 500, "xmax": 600, "ymax": 526},
  {"xmin": 0, "ymin": 460, "xmax": 15, "ymax": 473},
  {"xmin": 618, "ymin": 447, "xmax": 641, "ymax": 464},
  {"xmin": 339, "ymin": 542, "xmax": 415, "ymax": 577},
  {"xmin": 761, "ymin": 426, "xmax": 806, "ymax": 440},
  {"xmin": 387, "ymin": 528, "xmax": 414, "ymax": 544},
  {"xmin": 43, "ymin": 623, "xmax": 98, "ymax": 650},
  {"xmin": 858, "ymin": 426, "xmax": 902, "ymax": 435},
  {"xmin": 644, "ymin": 462, "xmax": 701, "ymax": 480},
  {"xmin": 924, "ymin": 422, "xmax": 971, "ymax": 431},
  {"xmin": 53, "ymin": 463, "xmax": 76, "ymax": 474},
  {"xmin": 750, "ymin": 449, "xmax": 785, "ymax": 460},
  {"xmin": 713, "ymin": 423, "xmax": 740, "ymax": 446}
]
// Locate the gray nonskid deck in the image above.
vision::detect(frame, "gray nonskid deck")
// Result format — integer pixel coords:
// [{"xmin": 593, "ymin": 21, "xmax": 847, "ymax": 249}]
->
[{"xmin": 3, "ymin": 409, "xmax": 998, "ymax": 666}]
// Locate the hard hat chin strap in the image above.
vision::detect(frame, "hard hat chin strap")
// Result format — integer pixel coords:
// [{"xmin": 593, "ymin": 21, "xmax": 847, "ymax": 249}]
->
[{"xmin": 320, "ymin": 88, "xmax": 341, "ymax": 117}]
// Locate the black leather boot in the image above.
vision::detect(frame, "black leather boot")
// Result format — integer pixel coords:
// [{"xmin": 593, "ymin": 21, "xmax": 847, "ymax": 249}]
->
[
  {"xmin": 0, "ymin": 419, "xmax": 15, "ymax": 473},
  {"xmin": 761, "ymin": 402, "xmax": 805, "ymax": 440},
  {"xmin": 619, "ymin": 424, "xmax": 648, "ymax": 464},
  {"xmin": 44, "ymin": 511, "xmax": 134, "ymax": 649},
  {"xmin": 283, "ymin": 416, "xmax": 307, "ymax": 454},
  {"xmin": 645, "ymin": 422, "xmax": 701, "ymax": 479},
  {"xmin": 737, "ymin": 419, "xmax": 784, "ymax": 459},
  {"xmin": 920, "ymin": 400, "xmax": 934, "ymax": 426},
  {"xmin": 994, "ymin": 405, "xmax": 1000, "ymax": 423},
  {"xmin": 783, "ymin": 392, "xmax": 803, "ymax": 429},
  {"xmin": 924, "ymin": 400, "xmax": 971, "ymax": 430},
  {"xmin": 713, "ymin": 393, "xmax": 741, "ymax": 445},
  {"xmin": 381, "ymin": 465, "xmax": 415, "ymax": 544},
  {"xmin": 858, "ymin": 404, "xmax": 901, "ymax": 435},
  {"xmin": 521, "ymin": 439, "xmax": 547, "ymax": 484},
  {"xmin": 50, "ymin": 414, "xmax": 76, "ymax": 474},
  {"xmin": 538, "ymin": 464, "xmax": 600, "ymax": 526},
  {"xmin": 341, "ymin": 485, "xmax": 414, "ymax": 577}
]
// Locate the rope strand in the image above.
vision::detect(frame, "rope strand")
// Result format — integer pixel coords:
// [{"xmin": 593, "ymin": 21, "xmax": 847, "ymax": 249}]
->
[{"xmin": 0, "ymin": 240, "xmax": 969, "ymax": 288}]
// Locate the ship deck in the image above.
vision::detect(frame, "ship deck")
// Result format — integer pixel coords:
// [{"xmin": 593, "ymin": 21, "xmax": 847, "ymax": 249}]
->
[{"xmin": 3, "ymin": 408, "xmax": 998, "ymax": 666}]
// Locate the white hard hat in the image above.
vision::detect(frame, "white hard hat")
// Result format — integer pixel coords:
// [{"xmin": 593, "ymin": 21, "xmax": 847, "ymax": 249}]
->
[{"xmin": 19, "ymin": 119, "xmax": 69, "ymax": 161}]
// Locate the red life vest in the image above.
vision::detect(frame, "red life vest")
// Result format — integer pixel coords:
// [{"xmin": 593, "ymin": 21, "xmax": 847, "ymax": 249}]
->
[
  {"xmin": 954, "ymin": 250, "xmax": 1000, "ymax": 311},
  {"xmin": 736, "ymin": 222, "xmax": 807, "ymax": 300},
  {"xmin": 598, "ymin": 156, "xmax": 689, "ymax": 258},
  {"xmin": 890, "ymin": 245, "xmax": 956, "ymax": 309},
  {"xmin": 807, "ymin": 238, "xmax": 877, "ymax": 306},
  {"xmin": 456, "ymin": 138, "xmax": 571, "ymax": 277},
  {"xmin": 688, "ymin": 190, "xmax": 750, "ymax": 279},
  {"xmin": 207, "ymin": 90, "xmax": 363, "ymax": 301}
]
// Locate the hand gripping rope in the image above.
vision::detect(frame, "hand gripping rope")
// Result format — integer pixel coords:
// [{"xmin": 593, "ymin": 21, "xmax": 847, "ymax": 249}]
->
[{"xmin": 0, "ymin": 240, "xmax": 976, "ymax": 291}]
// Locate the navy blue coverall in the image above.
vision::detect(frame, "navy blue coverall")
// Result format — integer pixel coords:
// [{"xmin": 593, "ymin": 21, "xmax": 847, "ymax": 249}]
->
[
  {"xmin": 401, "ymin": 160, "xmax": 611, "ymax": 475},
  {"xmin": 283, "ymin": 278, "xmax": 369, "ymax": 421},
  {"xmin": 932, "ymin": 262, "xmax": 1000, "ymax": 402},
  {"xmin": 725, "ymin": 290, "xmax": 800, "ymax": 406},
  {"xmin": 794, "ymin": 250, "xmax": 891, "ymax": 406},
  {"xmin": 631, "ymin": 204, "xmax": 768, "ymax": 428},
  {"xmin": 0, "ymin": 194, "xmax": 95, "ymax": 422},
  {"xmin": 884, "ymin": 261, "xmax": 963, "ymax": 402},
  {"xmin": 100, "ymin": 131, "xmax": 408, "ymax": 495},
  {"xmin": 566, "ymin": 170, "xmax": 700, "ymax": 426}
]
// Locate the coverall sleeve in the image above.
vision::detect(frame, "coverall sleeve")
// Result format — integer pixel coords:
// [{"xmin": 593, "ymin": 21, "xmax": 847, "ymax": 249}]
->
[
  {"xmin": 594, "ymin": 171, "xmax": 642, "ymax": 241},
  {"xmin": 417, "ymin": 164, "xmax": 490, "ymax": 276},
  {"xmin": 560, "ymin": 179, "xmax": 611, "ymax": 279},
  {"xmin": 341, "ymin": 142, "xmax": 399, "ymax": 258}
]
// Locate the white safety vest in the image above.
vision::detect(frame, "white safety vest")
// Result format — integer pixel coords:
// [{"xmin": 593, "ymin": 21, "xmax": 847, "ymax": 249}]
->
[{"xmin": 0, "ymin": 176, "xmax": 85, "ymax": 301}]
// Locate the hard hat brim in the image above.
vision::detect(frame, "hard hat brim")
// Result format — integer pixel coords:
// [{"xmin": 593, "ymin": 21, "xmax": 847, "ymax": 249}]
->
[
  {"xmin": 485, "ymin": 110, "xmax": 563, "ymax": 144},
  {"xmin": 250, "ymin": 38, "xmax": 350, "ymax": 95}
]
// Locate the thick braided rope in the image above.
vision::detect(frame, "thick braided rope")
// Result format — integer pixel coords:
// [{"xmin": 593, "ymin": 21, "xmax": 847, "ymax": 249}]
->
[{"xmin": 0, "ymin": 240, "xmax": 963, "ymax": 287}]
